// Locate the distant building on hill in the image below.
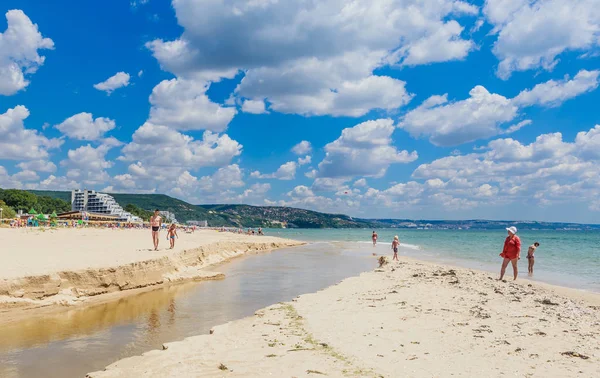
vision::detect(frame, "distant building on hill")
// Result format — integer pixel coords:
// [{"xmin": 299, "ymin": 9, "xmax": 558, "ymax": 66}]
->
[
  {"xmin": 71, "ymin": 189, "xmax": 141, "ymax": 222},
  {"xmin": 186, "ymin": 220, "xmax": 208, "ymax": 227}
]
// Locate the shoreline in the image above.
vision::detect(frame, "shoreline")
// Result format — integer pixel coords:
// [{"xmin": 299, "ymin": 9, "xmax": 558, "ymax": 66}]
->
[
  {"xmin": 88, "ymin": 256, "xmax": 600, "ymax": 377},
  {"xmin": 0, "ymin": 228, "xmax": 304, "ymax": 318}
]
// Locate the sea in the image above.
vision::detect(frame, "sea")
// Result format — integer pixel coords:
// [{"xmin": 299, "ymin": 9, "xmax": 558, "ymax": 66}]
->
[{"xmin": 267, "ymin": 228, "xmax": 600, "ymax": 292}]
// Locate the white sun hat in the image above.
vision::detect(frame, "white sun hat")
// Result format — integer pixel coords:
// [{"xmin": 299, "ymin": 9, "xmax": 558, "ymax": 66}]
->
[{"xmin": 506, "ymin": 226, "xmax": 517, "ymax": 234}]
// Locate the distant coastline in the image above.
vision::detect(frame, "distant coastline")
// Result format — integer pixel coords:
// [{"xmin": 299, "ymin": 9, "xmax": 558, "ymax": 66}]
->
[{"xmin": 1, "ymin": 188, "xmax": 598, "ymax": 230}]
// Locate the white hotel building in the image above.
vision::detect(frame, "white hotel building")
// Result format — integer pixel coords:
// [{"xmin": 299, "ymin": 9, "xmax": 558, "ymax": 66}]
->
[{"xmin": 71, "ymin": 190, "xmax": 142, "ymax": 222}]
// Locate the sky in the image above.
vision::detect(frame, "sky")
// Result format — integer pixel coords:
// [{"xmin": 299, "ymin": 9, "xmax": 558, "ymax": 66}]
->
[{"xmin": 1, "ymin": 0, "xmax": 599, "ymax": 223}]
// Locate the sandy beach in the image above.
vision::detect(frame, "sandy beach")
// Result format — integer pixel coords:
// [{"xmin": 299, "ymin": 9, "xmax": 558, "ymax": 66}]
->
[
  {"xmin": 0, "ymin": 228, "xmax": 303, "ymax": 312},
  {"xmin": 88, "ymin": 257, "xmax": 600, "ymax": 378}
]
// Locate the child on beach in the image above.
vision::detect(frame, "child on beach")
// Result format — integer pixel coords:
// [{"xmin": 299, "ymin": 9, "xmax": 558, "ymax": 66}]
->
[
  {"xmin": 392, "ymin": 236, "xmax": 400, "ymax": 261},
  {"xmin": 167, "ymin": 224, "xmax": 178, "ymax": 249},
  {"xmin": 527, "ymin": 242, "xmax": 540, "ymax": 274}
]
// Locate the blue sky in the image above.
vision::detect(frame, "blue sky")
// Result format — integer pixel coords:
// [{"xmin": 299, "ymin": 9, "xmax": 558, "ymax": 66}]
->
[{"xmin": 1, "ymin": 0, "xmax": 600, "ymax": 223}]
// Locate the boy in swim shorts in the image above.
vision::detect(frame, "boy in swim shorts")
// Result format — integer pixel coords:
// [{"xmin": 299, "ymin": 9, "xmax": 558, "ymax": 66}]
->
[
  {"xmin": 527, "ymin": 242, "xmax": 540, "ymax": 274},
  {"xmin": 392, "ymin": 236, "xmax": 400, "ymax": 261},
  {"xmin": 167, "ymin": 223, "xmax": 178, "ymax": 249}
]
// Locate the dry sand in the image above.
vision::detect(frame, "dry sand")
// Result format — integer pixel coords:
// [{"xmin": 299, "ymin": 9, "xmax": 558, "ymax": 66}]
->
[
  {"xmin": 88, "ymin": 257, "xmax": 600, "ymax": 378},
  {"xmin": 0, "ymin": 228, "xmax": 302, "ymax": 311}
]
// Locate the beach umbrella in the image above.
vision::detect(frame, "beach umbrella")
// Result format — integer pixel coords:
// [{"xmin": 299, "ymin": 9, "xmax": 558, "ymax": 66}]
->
[
  {"xmin": 37, "ymin": 214, "xmax": 47, "ymax": 221},
  {"xmin": 29, "ymin": 208, "xmax": 38, "ymax": 215},
  {"xmin": 51, "ymin": 211, "xmax": 58, "ymax": 218}
]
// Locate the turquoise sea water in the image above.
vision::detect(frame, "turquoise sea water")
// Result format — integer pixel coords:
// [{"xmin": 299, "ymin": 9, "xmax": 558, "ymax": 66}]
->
[{"xmin": 266, "ymin": 228, "xmax": 600, "ymax": 292}]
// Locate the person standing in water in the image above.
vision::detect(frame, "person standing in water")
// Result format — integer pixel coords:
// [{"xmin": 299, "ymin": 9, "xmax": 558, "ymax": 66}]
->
[
  {"xmin": 527, "ymin": 242, "xmax": 540, "ymax": 274},
  {"xmin": 499, "ymin": 226, "xmax": 521, "ymax": 281},
  {"xmin": 150, "ymin": 209, "xmax": 162, "ymax": 251},
  {"xmin": 392, "ymin": 235, "xmax": 400, "ymax": 261},
  {"xmin": 167, "ymin": 223, "xmax": 178, "ymax": 249},
  {"xmin": 372, "ymin": 231, "xmax": 378, "ymax": 246}
]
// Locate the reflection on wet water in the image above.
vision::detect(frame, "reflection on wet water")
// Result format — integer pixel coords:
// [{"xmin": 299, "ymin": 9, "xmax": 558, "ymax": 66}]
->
[{"xmin": 0, "ymin": 243, "xmax": 374, "ymax": 378}]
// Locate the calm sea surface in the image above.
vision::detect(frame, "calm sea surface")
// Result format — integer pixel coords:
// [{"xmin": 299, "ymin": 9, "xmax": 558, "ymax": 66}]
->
[{"xmin": 269, "ymin": 228, "xmax": 600, "ymax": 292}]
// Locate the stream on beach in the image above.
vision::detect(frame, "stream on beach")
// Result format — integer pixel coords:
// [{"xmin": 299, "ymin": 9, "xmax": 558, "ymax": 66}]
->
[{"xmin": 0, "ymin": 242, "xmax": 375, "ymax": 378}]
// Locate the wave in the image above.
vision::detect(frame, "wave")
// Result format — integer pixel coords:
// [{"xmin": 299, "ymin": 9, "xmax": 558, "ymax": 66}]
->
[{"xmin": 349, "ymin": 240, "xmax": 422, "ymax": 250}]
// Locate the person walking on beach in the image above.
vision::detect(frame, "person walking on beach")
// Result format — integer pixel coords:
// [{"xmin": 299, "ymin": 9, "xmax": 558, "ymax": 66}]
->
[
  {"xmin": 167, "ymin": 223, "xmax": 178, "ymax": 249},
  {"xmin": 527, "ymin": 242, "xmax": 540, "ymax": 275},
  {"xmin": 372, "ymin": 231, "xmax": 378, "ymax": 246},
  {"xmin": 150, "ymin": 210, "xmax": 162, "ymax": 251},
  {"xmin": 499, "ymin": 226, "xmax": 521, "ymax": 281},
  {"xmin": 392, "ymin": 236, "xmax": 400, "ymax": 261}
]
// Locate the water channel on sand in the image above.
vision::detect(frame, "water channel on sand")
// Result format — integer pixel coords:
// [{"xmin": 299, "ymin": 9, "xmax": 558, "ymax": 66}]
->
[{"xmin": 0, "ymin": 242, "xmax": 376, "ymax": 378}]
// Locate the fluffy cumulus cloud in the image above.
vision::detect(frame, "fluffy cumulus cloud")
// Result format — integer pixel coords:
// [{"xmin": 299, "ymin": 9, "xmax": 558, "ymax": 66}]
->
[
  {"xmin": 59, "ymin": 141, "xmax": 121, "ymax": 187},
  {"xmin": 512, "ymin": 70, "xmax": 600, "ymax": 107},
  {"xmin": 17, "ymin": 160, "xmax": 57, "ymax": 173},
  {"xmin": 148, "ymin": 78, "xmax": 237, "ymax": 132},
  {"xmin": 0, "ymin": 10, "xmax": 54, "ymax": 96},
  {"xmin": 408, "ymin": 125, "xmax": 600, "ymax": 210},
  {"xmin": 55, "ymin": 112, "xmax": 116, "ymax": 140},
  {"xmin": 93, "ymin": 72, "xmax": 130, "ymax": 94},
  {"xmin": 317, "ymin": 119, "xmax": 418, "ymax": 178},
  {"xmin": 484, "ymin": 0, "xmax": 600, "ymax": 79},
  {"xmin": 146, "ymin": 0, "xmax": 479, "ymax": 117},
  {"xmin": 0, "ymin": 106, "xmax": 62, "ymax": 160},
  {"xmin": 119, "ymin": 123, "xmax": 242, "ymax": 170},
  {"xmin": 400, "ymin": 70, "xmax": 600, "ymax": 146},
  {"xmin": 400, "ymin": 86, "xmax": 518, "ymax": 146},
  {"xmin": 241, "ymin": 99, "xmax": 268, "ymax": 114},
  {"xmin": 252, "ymin": 161, "xmax": 298, "ymax": 181},
  {"xmin": 292, "ymin": 141, "xmax": 312, "ymax": 155}
]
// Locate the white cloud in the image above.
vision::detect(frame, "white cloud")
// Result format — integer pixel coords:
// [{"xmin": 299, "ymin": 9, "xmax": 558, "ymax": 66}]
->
[
  {"xmin": 148, "ymin": 78, "xmax": 237, "ymax": 132},
  {"xmin": 0, "ymin": 10, "xmax": 54, "ymax": 96},
  {"xmin": 297, "ymin": 155, "xmax": 311, "ymax": 166},
  {"xmin": 12, "ymin": 170, "xmax": 39, "ymax": 182},
  {"xmin": 409, "ymin": 125, "xmax": 600, "ymax": 210},
  {"xmin": 55, "ymin": 112, "xmax": 116, "ymax": 140},
  {"xmin": 93, "ymin": 72, "xmax": 130, "ymax": 94},
  {"xmin": 353, "ymin": 178, "xmax": 368, "ymax": 188},
  {"xmin": 252, "ymin": 161, "xmax": 298, "ymax": 180},
  {"xmin": 138, "ymin": 70, "xmax": 144, "ymax": 77},
  {"xmin": 17, "ymin": 160, "xmax": 57, "ymax": 173},
  {"xmin": 0, "ymin": 106, "xmax": 62, "ymax": 160},
  {"xmin": 484, "ymin": 0, "xmax": 600, "ymax": 79},
  {"xmin": 575, "ymin": 125, "xmax": 600, "ymax": 160},
  {"xmin": 400, "ymin": 70, "xmax": 600, "ymax": 146},
  {"xmin": 236, "ymin": 63, "xmax": 413, "ymax": 116},
  {"xmin": 170, "ymin": 164, "xmax": 245, "ymax": 201},
  {"xmin": 512, "ymin": 70, "xmax": 600, "ymax": 107},
  {"xmin": 60, "ymin": 141, "xmax": 119, "ymax": 186},
  {"xmin": 292, "ymin": 141, "xmax": 312, "ymax": 155},
  {"xmin": 119, "ymin": 123, "xmax": 242, "ymax": 171},
  {"xmin": 146, "ymin": 0, "xmax": 477, "ymax": 117},
  {"xmin": 241, "ymin": 99, "xmax": 268, "ymax": 114},
  {"xmin": 317, "ymin": 119, "xmax": 417, "ymax": 178},
  {"xmin": 399, "ymin": 86, "xmax": 519, "ymax": 146}
]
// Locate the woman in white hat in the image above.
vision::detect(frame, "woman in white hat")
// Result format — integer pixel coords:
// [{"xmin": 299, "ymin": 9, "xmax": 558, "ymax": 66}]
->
[{"xmin": 499, "ymin": 226, "xmax": 521, "ymax": 280}]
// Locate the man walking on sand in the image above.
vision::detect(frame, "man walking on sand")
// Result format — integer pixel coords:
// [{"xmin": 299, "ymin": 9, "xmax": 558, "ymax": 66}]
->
[
  {"xmin": 150, "ymin": 209, "xmax": 162, "ymax": 251},
  {"xmin": 499, "ymin": 226, "xmax": 521, "ymax": 281}
]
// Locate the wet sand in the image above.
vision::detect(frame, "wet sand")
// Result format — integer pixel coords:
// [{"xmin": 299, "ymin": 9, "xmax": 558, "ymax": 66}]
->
[{"xmin": 90, "ymin": 257, "xmax": 600, "ymax": 378}]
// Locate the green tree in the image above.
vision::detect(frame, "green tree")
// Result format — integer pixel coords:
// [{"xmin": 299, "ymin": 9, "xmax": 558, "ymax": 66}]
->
[
  {"xmin": 0, "ymin": 200, "xmax": 17, "ymax": 219},
  {"xmin": 0, "ymin": 189, "xmax": 37, "ymax": 212},
  {"xmin": 36, "ymin": 196, "xmax": 71, "ymax": 214},
  {"xmin": 124, "ymin": 203, "xmax": 154, "ymax": 221}
]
